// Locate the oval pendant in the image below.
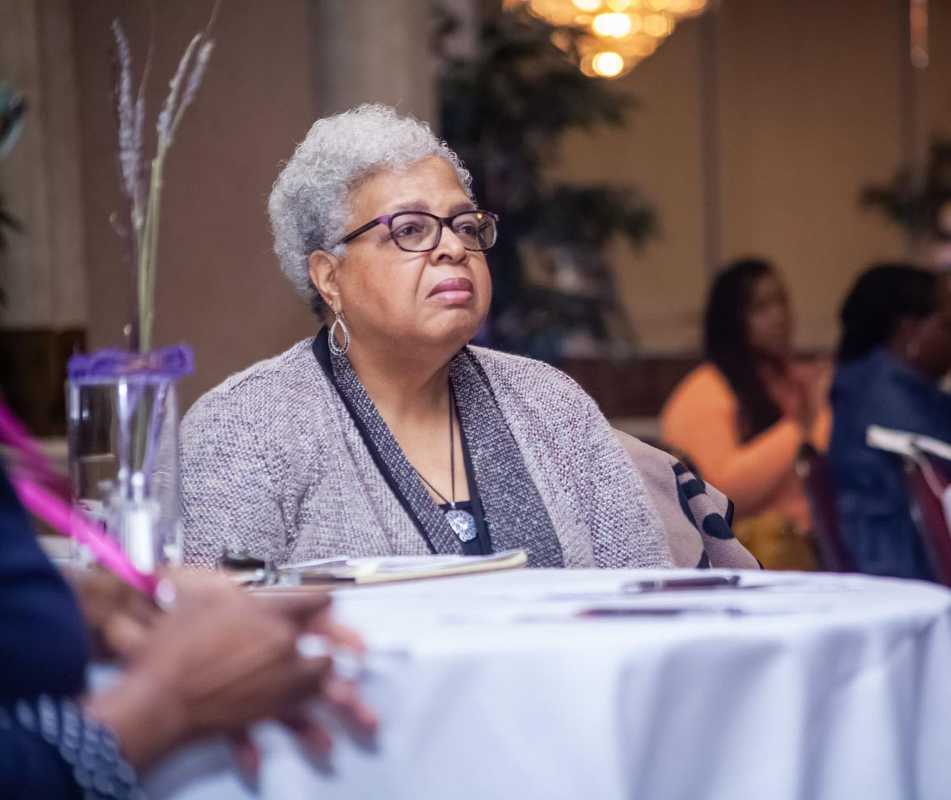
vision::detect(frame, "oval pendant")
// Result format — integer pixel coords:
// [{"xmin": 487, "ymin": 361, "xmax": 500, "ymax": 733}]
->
[{"xmin": 445, "ymin": 508, "xmax": 477, "ymax": 542}]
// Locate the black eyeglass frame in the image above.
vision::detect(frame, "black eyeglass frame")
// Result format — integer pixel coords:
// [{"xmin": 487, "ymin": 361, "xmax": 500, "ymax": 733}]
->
[{"xmin": 334, "ymin": 209, "xmax": 500, "ymax": 252}]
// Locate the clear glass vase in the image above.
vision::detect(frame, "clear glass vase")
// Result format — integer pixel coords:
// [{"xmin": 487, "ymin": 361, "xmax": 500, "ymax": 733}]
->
[{"xmin": 66, "ymin": 346, "xmax": 193, "ymax": 572}]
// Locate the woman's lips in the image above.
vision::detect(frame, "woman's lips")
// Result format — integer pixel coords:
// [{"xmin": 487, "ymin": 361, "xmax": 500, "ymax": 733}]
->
[{"xmin": 428, "ymin": 277, "xmax": 474, "ymax": 304}]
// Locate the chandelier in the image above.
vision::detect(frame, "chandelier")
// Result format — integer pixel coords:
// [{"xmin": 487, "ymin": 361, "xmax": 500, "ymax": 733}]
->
[{"xmin": 503, "ymin": 0, "xmax": 710, "ymax": 79}]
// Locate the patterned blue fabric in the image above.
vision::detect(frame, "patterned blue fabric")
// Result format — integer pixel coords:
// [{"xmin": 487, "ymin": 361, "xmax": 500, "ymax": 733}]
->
[
  {"xmin": 674, "ymin": 460, "xmax": 736, "ymax": 543},
  {"xmin": 1, "ymin": 697, "xmax": 140, "ymax": 800},
  {"xmin": 829, "ymin": 348, "xmax": 951, "ymax": 580},
  {"xmin": 615, "ymin": 431, "xmax": 757, "ymax": 569}
]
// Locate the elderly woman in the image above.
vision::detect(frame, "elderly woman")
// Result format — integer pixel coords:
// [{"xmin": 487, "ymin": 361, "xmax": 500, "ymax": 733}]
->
[{"xmin": 181, "ymin": 105, "xmax": 755, "ymax": 571}]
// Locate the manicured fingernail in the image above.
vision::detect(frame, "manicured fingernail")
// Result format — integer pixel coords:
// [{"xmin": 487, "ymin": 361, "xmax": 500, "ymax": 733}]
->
[{"xmin": 154, "ymin": 577, "xmax": 177, "ymax": 611}]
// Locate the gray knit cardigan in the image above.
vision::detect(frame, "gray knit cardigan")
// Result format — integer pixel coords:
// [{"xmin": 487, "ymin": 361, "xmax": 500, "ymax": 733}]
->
[{"xmin": 180, "ymin": 339, "xmax": 675, "ymax": 568}]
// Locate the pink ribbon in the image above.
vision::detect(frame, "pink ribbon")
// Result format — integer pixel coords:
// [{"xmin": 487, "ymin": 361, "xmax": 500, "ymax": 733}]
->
[
  {"xmin": 11, "ymin": 476, "xmax": 158, "ymax": 596},
  {"xmin": 1, "ymin": 397, "xmax": 158, "ymax": 598},
  {"xmin": 0, "ymin": 401, "xmax": 71, "ymax": 497}
]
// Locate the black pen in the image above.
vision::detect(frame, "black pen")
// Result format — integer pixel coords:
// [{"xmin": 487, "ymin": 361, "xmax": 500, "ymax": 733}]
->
[
  {"xmin": 578, "ymin": 605, "xmax": 746, "ymax": 619},
  {"xmin": 622, "ymin": 574, "xmax": 742, "ymax": 593}
]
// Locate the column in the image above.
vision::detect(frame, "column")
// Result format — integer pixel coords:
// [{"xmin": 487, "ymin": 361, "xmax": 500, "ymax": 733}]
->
[{"xmin": 307, "ymin": 0, "xmax": 437, "ymax": 125}]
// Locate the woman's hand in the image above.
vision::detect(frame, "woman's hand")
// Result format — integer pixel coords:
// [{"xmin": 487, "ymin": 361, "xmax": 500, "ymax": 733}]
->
[
  {"xmin": 84, "ymin": 577, "xmax": 374, "ymax": 771},
  {"xmin": 62, "ymin": 567, "xmax": 159, "ymax": 661},
  {"xmin": 791, "ymin": 362, "xmax": 832, "ymax": 439},
  {"xmin": 262, "ymin": 591, "xmax": 379, "ymax": 741},
  {"xmin": 63, "ymin": 566, "xmax": 262, "ymax": 662}
]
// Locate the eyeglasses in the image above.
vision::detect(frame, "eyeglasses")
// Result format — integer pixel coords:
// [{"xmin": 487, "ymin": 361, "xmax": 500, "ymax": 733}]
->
[{"xmin": 335, "ymin": 209, "xmax": 499, "ymax": 253}]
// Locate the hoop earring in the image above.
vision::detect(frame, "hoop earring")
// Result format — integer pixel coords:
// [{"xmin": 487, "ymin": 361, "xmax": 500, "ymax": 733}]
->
[{"xmin": 328, "ymin": 312, "xmax": 351, "ymax": 357}]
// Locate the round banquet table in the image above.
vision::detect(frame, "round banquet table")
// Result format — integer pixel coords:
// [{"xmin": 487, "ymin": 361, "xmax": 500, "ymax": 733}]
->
[{"xmin": 144, "ymin": 568, "xmax": 951, "ymax": 800}]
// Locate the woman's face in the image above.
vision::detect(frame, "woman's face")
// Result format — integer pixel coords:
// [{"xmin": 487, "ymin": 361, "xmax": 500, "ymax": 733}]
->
[
  {"xmin": 744, "ymin": 271, "xmax": 793, "ymax": 360},
  {"xmin": 910, "ymin": 274, "xmax": 951, "ymax": 379},
  {"xmin": 326, "ymin": 156, "xmax": 492, "ymax": 359}
]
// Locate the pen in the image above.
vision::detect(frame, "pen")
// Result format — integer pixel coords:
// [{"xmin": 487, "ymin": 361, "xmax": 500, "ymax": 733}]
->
[
  {"xmin": 622, "ymin": 574, "xmax": 742, "ymax": 593},
  {"xmin": 578, "ymin": 606, "xmax": 746, "ymax": 618}
]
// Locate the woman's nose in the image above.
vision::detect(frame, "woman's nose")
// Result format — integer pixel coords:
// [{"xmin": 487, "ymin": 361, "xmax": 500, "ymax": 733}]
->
[{"xmin": 432, "ymin": 223, "xmax": 467, "ymax": 262}]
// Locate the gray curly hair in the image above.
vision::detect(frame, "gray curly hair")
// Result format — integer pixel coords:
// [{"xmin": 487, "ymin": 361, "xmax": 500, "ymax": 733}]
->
[{"xmin": 267, "ymin": 104, "xmax": 474, "ymax": 307}]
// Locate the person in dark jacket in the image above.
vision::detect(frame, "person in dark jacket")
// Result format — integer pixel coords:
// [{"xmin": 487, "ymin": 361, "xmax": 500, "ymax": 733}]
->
[{"xmin": 829, "ymin": 265, "xmax": 951, "ymax": 579}]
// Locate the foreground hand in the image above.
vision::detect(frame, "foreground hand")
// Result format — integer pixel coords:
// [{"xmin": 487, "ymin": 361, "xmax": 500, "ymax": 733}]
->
[
  {"xmin": 84, "ymin": 578, "xmax": 375, "ymax": 771},
  {"xmin": 62, "ymin": 566, "xmax": 159, "ymax": 661},
  {"xmin": 253, "ymin": 591, "xmax": 380, "ymax": 747}
]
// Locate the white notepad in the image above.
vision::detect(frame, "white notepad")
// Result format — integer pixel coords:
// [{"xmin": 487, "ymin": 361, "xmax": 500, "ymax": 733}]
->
[{"xmin": 278, "ymin": 548, "xmax": 528, "ymax": 585}]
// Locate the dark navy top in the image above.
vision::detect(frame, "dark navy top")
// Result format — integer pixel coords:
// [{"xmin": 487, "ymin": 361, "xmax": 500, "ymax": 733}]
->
[
  {"xmin": 829, "ymin": 349, "xmax": 951, "ymax": 580},
  {"xmin": 0, "ymin": 465, "xmax": 89, "ymax": 797}
]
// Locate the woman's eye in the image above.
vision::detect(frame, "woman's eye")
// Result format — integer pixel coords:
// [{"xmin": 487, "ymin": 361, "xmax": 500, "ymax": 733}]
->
[
  {"xmin": 394, "ymin": 223, "xmax": 423, "ymax": 238},
  {"xmin": 455, "ymin": 222, "xmax": 477, "ymax": 236}
]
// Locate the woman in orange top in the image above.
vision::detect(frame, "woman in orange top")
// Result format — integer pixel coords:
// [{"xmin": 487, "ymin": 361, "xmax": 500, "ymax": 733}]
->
[{"xmin": 660, "ymin": 259, "xmax": 831, "ymax": 569}]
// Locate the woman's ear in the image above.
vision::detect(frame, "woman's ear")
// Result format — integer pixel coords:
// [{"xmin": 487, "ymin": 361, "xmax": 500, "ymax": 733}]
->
[{"xmin": 308, "ymin": 251, "xmax": 342, "ymax": 313}]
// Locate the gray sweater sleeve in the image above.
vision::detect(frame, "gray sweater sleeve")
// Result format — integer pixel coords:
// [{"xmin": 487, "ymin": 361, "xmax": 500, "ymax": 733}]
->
[{"xmin": 180, "ymin": 385, "xmax": 287, "ymax": 567}]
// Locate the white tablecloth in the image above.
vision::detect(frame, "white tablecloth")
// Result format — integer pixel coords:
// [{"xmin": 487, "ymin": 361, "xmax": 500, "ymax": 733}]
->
[{"xmin": 145, "ymin": 569, "xmax": 951, "ymax": 800}]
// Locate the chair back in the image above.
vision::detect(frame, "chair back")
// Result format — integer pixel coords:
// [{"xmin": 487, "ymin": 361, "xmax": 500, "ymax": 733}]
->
[
  {"xmin": 797, "ymin": 450, "xmax": 853, "ymax": 572},
  {"xmin": 906, "ymin": 453, "xmax": 951, "ymax": 586}
]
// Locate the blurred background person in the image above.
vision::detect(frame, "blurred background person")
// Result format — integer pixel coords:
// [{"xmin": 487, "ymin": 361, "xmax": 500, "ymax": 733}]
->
[
  {"xmin": 660, "ymin": 258, "xmax": 831, "ymax": 570},
  {"xmin": 829, "ymin": 264, "xmax": 951, "ymax": 580}
]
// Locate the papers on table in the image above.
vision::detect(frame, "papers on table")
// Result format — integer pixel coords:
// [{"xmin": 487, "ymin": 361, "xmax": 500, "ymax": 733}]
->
[{"xmin": 278, "ymin": 548, "xmax": 528, "ymax": 585}]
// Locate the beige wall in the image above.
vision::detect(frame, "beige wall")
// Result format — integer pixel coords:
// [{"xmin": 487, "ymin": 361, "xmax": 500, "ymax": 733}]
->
[
  {"xmin": 1, "ymin": 0, "xmax": 86, "ymax": 329},
  {"xmin": 555, "ymin": 0, "xmax": 951, "ymax": 354},
  {"xmin": 72, "ymin": 0, "xmax": 318, "ymax": 410},
  {"xmin": 556, "ymin": 19, "xmax": 707, "ymax": 352},
  {"xmin": 929, "ymin": 1, "xmax": 951, "ymax": 136},
  {"xmin": 718, "ymin": 0, "xmax": 907, "ymax": 351},
  {"xmin": 67, "ymin": 0, "xmax": 951, "ymax": 413},
  {"xmin": 71, "ymin": 0, "xmax": 441, "ymax": 411}
]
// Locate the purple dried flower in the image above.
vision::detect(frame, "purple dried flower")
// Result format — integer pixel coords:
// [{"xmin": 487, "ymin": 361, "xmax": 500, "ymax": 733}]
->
[
  {"xmin": 156, "ymin": 33, "xmax": 200, "ymax": 147},
  {"xmin": 111, "ymin": 20, "xmax": 138, "ymax": 206},
  {"xmin": 109, "ymin": 0, "xmax": 219, "ymax": 353},
  {"xmin": 131, "ymin": 94, "xmax": 146, "ymax": 229},
  {"xmin": 172, "ymin": 40, "xmax": 214, "ymax": 134}
]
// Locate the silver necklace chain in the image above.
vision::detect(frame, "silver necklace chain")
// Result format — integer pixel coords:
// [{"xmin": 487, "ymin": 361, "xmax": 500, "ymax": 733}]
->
[
  {"xmin": 414, "ymin": 384, "xmax": 478, "ymax": 543},
  {"xmin": 415, "ymin": 384, "xmax": 459, "ymax": 508}
]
